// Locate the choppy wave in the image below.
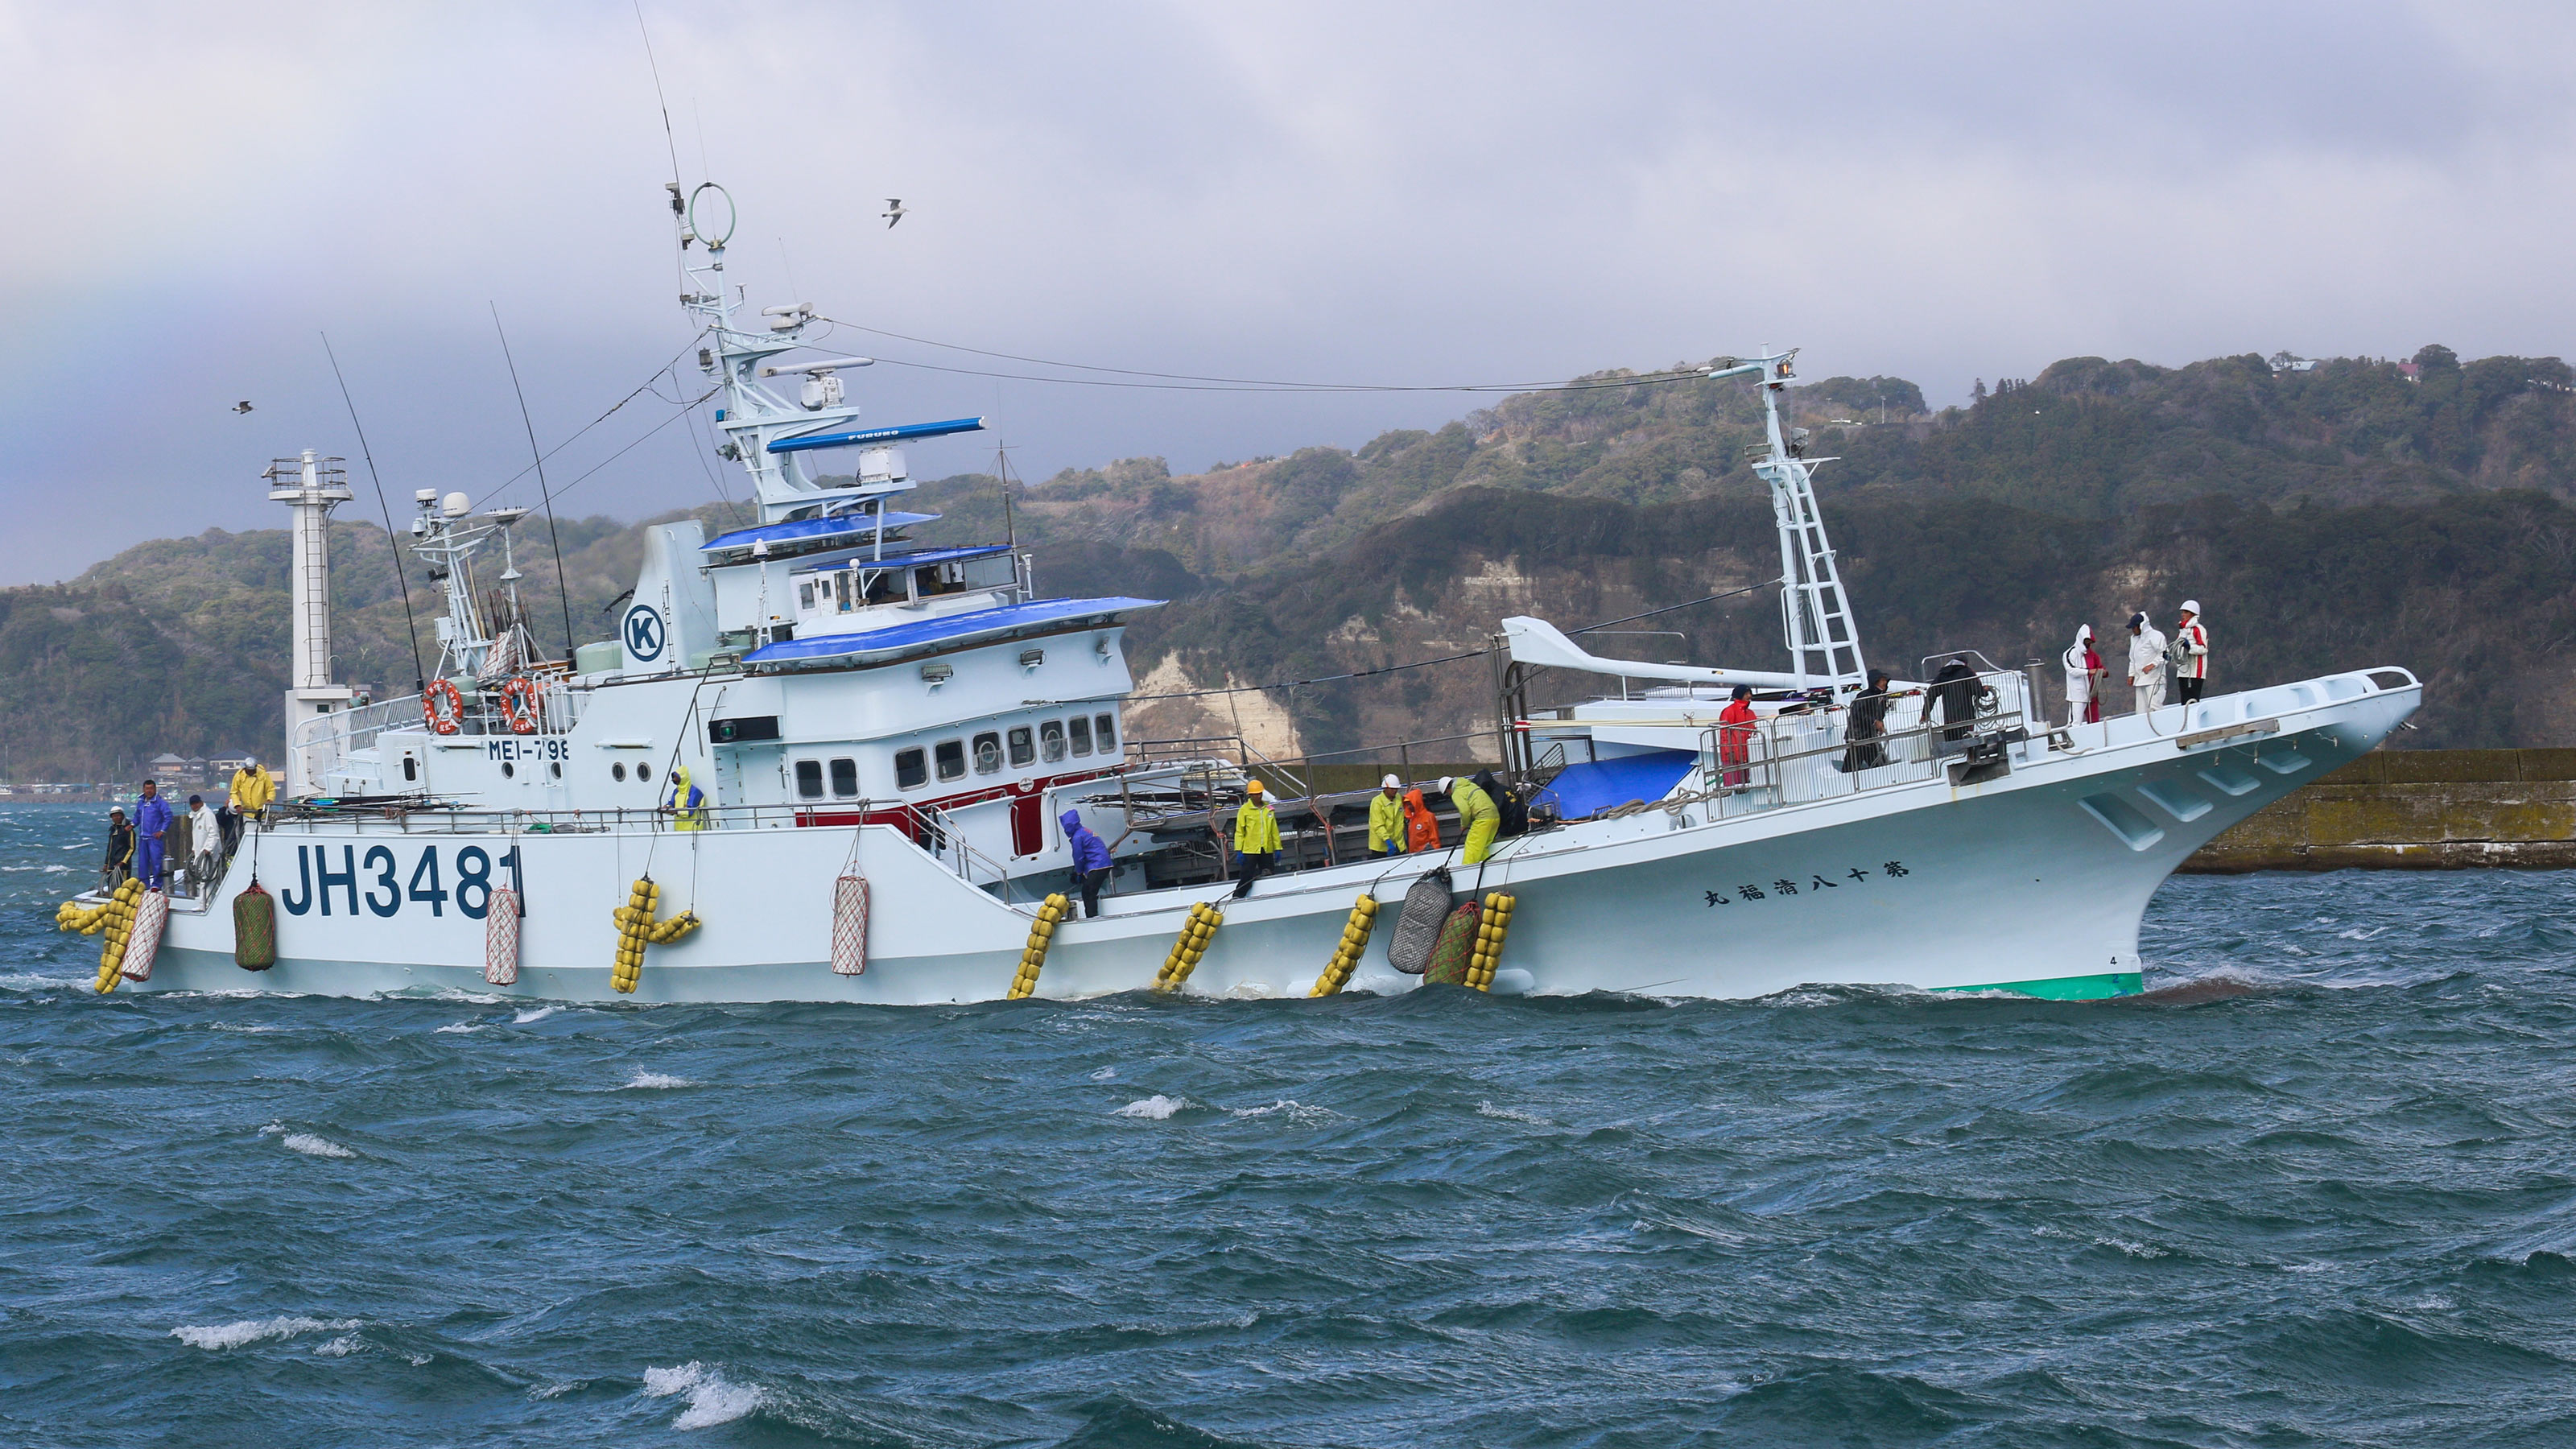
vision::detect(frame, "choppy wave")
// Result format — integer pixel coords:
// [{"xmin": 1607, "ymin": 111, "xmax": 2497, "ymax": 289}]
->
[{"xmin": 6, "ymin": 803, "xmax": 2576, "ymax": 1445}]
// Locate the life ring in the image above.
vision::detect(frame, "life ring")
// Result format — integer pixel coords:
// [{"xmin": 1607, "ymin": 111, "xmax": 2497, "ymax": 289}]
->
[
  {"xmin": 498, "ymin": 676, "xmax": 541, "ymax": 735},
  {"xmin": 423, "ymin": 679, "xmax": 464, "ymax": 735}
]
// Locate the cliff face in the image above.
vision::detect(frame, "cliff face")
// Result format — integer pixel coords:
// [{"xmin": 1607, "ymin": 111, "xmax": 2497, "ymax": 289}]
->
[{"xmin": 10, "ymin": 345, "xmax": 2576, "ymax": 778}]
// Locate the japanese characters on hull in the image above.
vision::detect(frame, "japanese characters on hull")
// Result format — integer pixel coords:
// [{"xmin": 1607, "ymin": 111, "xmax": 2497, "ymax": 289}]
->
[{"xmin": 1706, "ymin": 861, "xmax": 1909, "ymax": 907}]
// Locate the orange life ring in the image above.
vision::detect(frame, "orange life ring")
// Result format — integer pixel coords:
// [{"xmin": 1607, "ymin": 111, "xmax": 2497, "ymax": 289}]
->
[
  {"xmin": 498, "ymin": 676, "xmax": 541, "ymax": 735},
  {"xmin": 423, "ymin": 679, "xmax": 464, "ymax": 736}
]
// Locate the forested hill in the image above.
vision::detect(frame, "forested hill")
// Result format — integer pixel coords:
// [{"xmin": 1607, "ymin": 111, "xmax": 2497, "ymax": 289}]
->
[{"xmin": 6, "ymin": 343, "xmax": 2574, "ymax": 778}]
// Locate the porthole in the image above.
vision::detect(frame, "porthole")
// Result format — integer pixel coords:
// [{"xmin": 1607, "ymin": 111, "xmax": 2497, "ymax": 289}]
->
[
  {"xmin": 1039, "ymin": 720, "xmax": 1067, "ymax": 763},
  {"xmin": 612, "ymin": 762, "xmax": 627, "ymax": 782},
  {"xmin": 973, "ymin": 732, "xmax": 1002, "ymax": 774},
  {"xmin": 638, "ymin": 762, "xmax": 654, "ymax": 782},
  {"xmin": 550, "ymin": 761, "xmax": 562, "ymax": 778},
  {"xmin": 502, "ymin": 762, "xmax": 515, "ymax": 779}
]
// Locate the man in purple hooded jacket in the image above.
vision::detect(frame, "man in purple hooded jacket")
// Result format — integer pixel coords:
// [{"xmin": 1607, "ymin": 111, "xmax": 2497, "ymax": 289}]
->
[{"xmin": 1063, "ymin": 809, "xmax": 1114, "ymax": 918}]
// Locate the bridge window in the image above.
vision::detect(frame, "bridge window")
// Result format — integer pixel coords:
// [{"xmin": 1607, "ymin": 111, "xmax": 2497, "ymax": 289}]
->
[
  {"xmin": 797, "ymin": 581, "xmax": 815, "ymax": 612},
  {"xmin": 830, "ymin": 758, "xmax": 858, "ymax": 797},
  {"xmin": 894, "ymin": 748, "xmax": 927, "ymax": 790},
  {"xmin": 1068, "ymin": 716, "xmax": 1092, "ymax": 757},
  {"xmin": 973, "ymin": 733, "xmax": 1002, "ymax": 774},
  {"xmin": 935, "ymin": 738, "xmax": 966, "ymax": 782},
  {"xmin": 795, "ymin": 760, "xmax": 824, "ymax": 799},
  {"xmin": 1039, "ymin": 720, "xmax": 1067, "ymax": 763},
  {"xmin": 1094, "ymin": 713, "xmax": 1117, "ymax": 752},
  {"xmin": 1008, "ymin": 726, "xmax": 1034, "ymax": 766}
]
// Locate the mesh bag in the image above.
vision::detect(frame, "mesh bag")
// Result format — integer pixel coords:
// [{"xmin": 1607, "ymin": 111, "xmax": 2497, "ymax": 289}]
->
[
  {"xmin": 1385, "ymin": 867, "xmax": 1453, "ymax": 976},
  {"xmin": 233, "ymin": 881, "xmax": 277, "ymax": 971},
  {"xmin": 1422, "ymin": 902, "xmax": 1483, "ymax": 987}
]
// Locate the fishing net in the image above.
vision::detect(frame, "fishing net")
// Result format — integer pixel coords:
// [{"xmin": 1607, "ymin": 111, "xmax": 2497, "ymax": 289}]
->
[
  {"xmin": 1385, "ymin": 867, "xmax": 1453, "ymax": 976},
  {"xmin": 1422, "ymin": 902, "xmax": 1483, "ymax": 987},
  {"xmin": 233, "ymin": 882, "xmax": 277, "ymax": 971}
]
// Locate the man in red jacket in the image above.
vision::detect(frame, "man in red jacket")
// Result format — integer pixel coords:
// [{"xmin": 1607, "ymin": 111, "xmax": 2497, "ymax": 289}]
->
[{"xmin": 1717, "ymin": 684, "xmax": 1758, "ymax": 787}]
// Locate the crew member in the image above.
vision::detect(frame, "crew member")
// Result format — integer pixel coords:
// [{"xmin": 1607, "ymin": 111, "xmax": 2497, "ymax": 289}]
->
[
  {"xmin": 1400, "ymin": 786, "xmax": 1440, "ymax": 852},
  {"xmin": 1231, "ymin": 779, "xmax": 1281, "ymax": 898},
  {"xmin": 2174, "ymin": 601, "xmax": 2210, "ymax": 704},
  {"xmin": 1063, "ymin": 808, "xmax": 1114, "ymax": 918},
  {"xmin": 1717, "ymin": 684, "xmax": 1758, "ymax": 786},
  {"xmin": 134, "ymin": 780, "xmax": 171, "ymax": 890},
  {"xmin": 2128, "ymin": 611, "xmax": 2168, "ymax": 719},
  {"xmin": 229, "ymin": 755, "xmax": 273, "ymax": 828},
  {"xmin": 186, "ymin": 793, "xmax": 221, "ymax": 893},
  {"xmin": 665, "ymin": 766, "xmax": 710, "ymax": 831},
  {"xmin": 1843, "ymin": 669, "xmax": 1893, "ymax": 771},
  {"xmin": 1367, "ymin": 774, "xmax": 1406, "ymax": 857},
  {"xmin": 102, "ymin": 807, "xmax": 133, "ymax": 892},
  {"xmin": 1442, "ymin": 774, "xmax": 1501, "ymax": 865},
  {"xmin": 2063, "ymin": 625, "xmax": 2106, "ymax": 725}
]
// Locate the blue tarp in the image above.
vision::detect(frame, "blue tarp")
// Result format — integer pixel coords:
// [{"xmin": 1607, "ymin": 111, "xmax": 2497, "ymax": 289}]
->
[
  {"xmin": 1530, "ymin": 749, "xmax": 1697, "ymax": 820},
  {"xmin": 702, "ymin": 510, "xmax": 942, "ymax": 555},
  {"xmin": 743, "ymin": 597, "xmax": 1166, "ymax": 666}
]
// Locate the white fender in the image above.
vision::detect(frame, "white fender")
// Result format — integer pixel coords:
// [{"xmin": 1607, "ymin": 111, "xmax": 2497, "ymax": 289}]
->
[
  {"xmin": 830, "ymin": 874, "xmax": 869, "ymax": 976},
  {"xmin": 485, "ymin": 887, "xmax": 521, "ymax": 985},
  {"xmin": 122, "ymin": 890, "xmax": 169, "ymax": 982}
]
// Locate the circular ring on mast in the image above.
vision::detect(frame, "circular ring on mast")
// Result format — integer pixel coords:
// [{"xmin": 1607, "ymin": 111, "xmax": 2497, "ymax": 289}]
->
[{"xmin": 687, "ymin": 183, "xmax": 737, "ymax": 250}]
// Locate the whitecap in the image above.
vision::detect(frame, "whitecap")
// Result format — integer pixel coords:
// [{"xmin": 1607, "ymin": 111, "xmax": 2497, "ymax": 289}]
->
[
  {"xmin": 1114, "ymin": 1095, "xmax": 1187, "ymax": 1120},
  {"xmin": 1478, "ymin": 1101, "xmax": 1550, "ymax": 1125},
  {"xmin": 2095, "ymin": 1236, "xmax": 2169, "ymax": 1260},
  {"xmin": 513, "ymin": 1006, "xmax": 558, "ymax": 1024},
  {"xmin": 172, "ymin": 1315, "xmax": 360, "ymax": 1351},
  {"xmin": 1228, "ymin": 1098, "xmax": 1343, "ymax": 1125},
  {"xmin": 1089, "ymin": 1066, "xmax": 1117, "ymax": 1081},
  {"xmin": 314, "ymin": 1335, "xmax": 361, "ymax": 1357},
  {"xmin": 624, "ymin": 1071, "xmax": 692, "ymax": 1089},
  {"xmin": 274, "ymin": 1129, "xmax": 354, "ymax": 1159},
  {"xmin": 642, "ymin": 1361, "xmax": 761, "ymax": 1430},
  {"xmin": 434, "ymin": 1022, "xmax": 484, "ymax": 1034},
  {"xmin": 529, "ymin": 1380, "xmax": 584, "ymax": 1400}
]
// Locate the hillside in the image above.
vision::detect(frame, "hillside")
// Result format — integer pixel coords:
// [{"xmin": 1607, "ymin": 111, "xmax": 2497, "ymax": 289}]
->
[{"xmin": 6, "ymin": 344, "xmax": 2573, "ymax": 778}]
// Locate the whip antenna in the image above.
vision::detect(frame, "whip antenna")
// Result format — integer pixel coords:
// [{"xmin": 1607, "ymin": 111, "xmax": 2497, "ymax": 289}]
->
[{"xmin": 490, "ymin": 304, "xmax": 580, "ymax": 662}]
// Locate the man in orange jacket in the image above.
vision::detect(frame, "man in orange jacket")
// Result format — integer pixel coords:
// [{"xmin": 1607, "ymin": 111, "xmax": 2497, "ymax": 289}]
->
[{"xmin": 1400, "ymin": 786, "xmax": 1441, "ymax": 852}]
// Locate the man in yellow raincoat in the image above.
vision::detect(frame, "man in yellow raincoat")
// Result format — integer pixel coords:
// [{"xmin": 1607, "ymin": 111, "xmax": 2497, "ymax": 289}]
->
[
  {"xmin": 1231, "ymin": 778, "xmax": 1281, "ymax": 898},
  {"xmin": 1442, "ymin": 774, "xmax": 1501, "ymax": 865},
  {"xmin": 666, "ymin": 766, "xmax": 711, "ymax": 831},
  {"xmin": 1367, "ymin": 774, "xmax": 1406, "ymax": 857}
]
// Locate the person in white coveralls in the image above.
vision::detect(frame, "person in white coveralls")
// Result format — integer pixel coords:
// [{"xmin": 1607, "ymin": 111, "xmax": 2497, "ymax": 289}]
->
[
  {"xmin": 2126, "ymin": 611, "xmax": 2168, "ymax": 719},
  {"xmin": 2062, "ymin": 625, "xmax": 2106, "ymax": 725}
]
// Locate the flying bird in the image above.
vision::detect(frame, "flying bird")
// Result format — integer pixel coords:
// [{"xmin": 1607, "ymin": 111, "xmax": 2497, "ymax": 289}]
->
[
  {"xmin": 233, "ymin": 401, "xmax": 254, "ymax": 415},
  {"xmin": 881, "ymin": 198, "xmax": 907, "ymax": 229}
]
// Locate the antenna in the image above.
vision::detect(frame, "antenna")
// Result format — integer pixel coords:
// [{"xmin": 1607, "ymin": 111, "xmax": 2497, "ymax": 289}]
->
[
  {"xmin": 489, "ymin": 304, "xmax": 580, "ymax": 663},
  {"xmin": 320, "ymin": 333, "xmax": 428, "ymax": 691}
]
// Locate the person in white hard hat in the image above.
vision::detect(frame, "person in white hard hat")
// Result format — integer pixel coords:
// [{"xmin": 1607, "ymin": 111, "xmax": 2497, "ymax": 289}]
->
[
  {"xmin": 2127, "ymin": 611, "xmax": 2168, "ymax": 720},
  {"xmin": 2173, "ymin": 601, "xmax": 2210, "ymax": 704},
  {"xmin": 2063, "ymin": 625, "xmax": 2107, "ymax": 725},
  {"xmin": 1367, "ymin": 774, "xmax": 1407, "ymax": 857}
]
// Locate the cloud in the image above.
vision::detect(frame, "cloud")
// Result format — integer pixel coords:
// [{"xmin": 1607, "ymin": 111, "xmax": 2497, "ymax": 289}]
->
[{"xmin": 2, "ymin": 1, "xmax": 2570, "ymax": 581}]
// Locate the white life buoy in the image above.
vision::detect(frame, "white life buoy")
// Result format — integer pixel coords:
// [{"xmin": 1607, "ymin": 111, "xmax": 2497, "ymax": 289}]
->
[
  {"xmin": 830, "ymin": 874, "xmax": 869, "ymax": 976},
  {"xmin": 122, "ymin": 889, "xmax": 169, "ymax": 982},
  {"xmin": 498, "ymin": 677, "xmax": 541, "ymax": 735},
  {"xmin": 485, "ymin": 887, "xmax": 520, "ymax": 985}
]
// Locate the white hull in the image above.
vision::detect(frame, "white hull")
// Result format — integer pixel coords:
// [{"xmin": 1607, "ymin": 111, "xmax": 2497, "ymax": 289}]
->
[{"xmin": 126, "ymin": 675, "xmax": 2419, "ymax": 1004}]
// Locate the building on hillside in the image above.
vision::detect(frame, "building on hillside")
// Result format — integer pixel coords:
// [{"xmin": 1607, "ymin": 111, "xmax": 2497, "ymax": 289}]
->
[
  {"xmin": 148, "ymin": 753, "xmax": 192, "ymax": 786},
  {"xmin": 2267, "ymin": 351, "xmax": 2318, "ymax": 374}
]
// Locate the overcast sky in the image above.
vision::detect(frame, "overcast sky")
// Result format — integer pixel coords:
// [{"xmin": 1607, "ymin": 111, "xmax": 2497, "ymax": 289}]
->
[{"xmin": 2, "ymin": 2, "xmax": 2570, "ymax": 583}]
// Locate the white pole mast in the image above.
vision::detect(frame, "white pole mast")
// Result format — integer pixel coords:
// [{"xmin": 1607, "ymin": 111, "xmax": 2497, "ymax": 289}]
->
[
  {"xmin": 268, "ymin": 450, "xmax": 355, "ymax": 795},
  {"xmin": 1703, "ymin": 351, "xmax": 1868, "ymax": 690}
]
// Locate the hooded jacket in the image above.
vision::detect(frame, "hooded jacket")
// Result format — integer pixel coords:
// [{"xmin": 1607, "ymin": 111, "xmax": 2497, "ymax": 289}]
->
[
  {"xmin": 1367, "ymin": 791, "xmax": 1405, "ymax": 852},
  {"xmin": 2129, "ymin": 622, "xmax": 2168, "ymax": 687},
  {"xmin": 1062, "ymin": 810, "xmax": 1113, "ymax": 874},
  {"xmin": 1233, "ymin": 795, "xmax": 1281, "ymax": 855},
  {"xmin": 2062, "ymin": 628, "xmax": 2103, "ymax": 704},
  {"xmin": 667, "ymin": 766, "xmax": 709, "ymax": 830},
  {"xmin": 229, "ymin": 765, "xmax": 274, "ymax": 815},
  {"xmin": 2174, "ymin": 617, "xmax": 2210, "ymax": 679},
  {"xmin": 1400, "ymin": 788, "xmax": 1440, "ymax": 852}
]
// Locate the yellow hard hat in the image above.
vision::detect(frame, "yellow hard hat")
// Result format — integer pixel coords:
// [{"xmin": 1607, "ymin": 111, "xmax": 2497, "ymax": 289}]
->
[{"xmin": 1245, "ymin": 779, "xmax": 1264, "ymax": 795}]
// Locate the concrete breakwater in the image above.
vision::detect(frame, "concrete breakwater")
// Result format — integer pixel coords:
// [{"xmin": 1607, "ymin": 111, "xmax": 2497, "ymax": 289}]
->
[{"xmin": 2182, "ymin": 749, "xmax": 2576, "ymax": 872}]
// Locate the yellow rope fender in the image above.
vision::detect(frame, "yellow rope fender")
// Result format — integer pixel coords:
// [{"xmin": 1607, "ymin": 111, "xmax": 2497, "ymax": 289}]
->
[
  {"xmin": 1007, "ymin": 894, "xmax": 1069, "ymax": 1000},
  {"xmin": 1465, "ymin": 891, "xmax": 1515, "ymax": 993},
  {"xmin": 79, "ymin": 878, "xmax": 144, "ymax": 994},
  {"xmin": 1153, "ymin": 902, "xmax": 1222, "ymax": 994},
  {"xmin": 610, "ymin": 876, "xmax": 704, "ymax": 994},
  {"xmin": 1310, "ymin": 893, "xmax": 1381, "ymax": 997}
]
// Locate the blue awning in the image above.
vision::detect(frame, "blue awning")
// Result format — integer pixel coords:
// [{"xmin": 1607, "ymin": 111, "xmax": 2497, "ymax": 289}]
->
[
  {"xmin": 743, "ymin": 597, "xmax": 1166, "ymax": 666},
  {"xmin": 1530, "ymin": 749, "xmax": 1697, "ymax": 820},
  {"xmin": 786, "ymin": 543, "xmax": 1014, "ymax": 575},
  {"xmin": 702, "ymin": 510, "xmax": 942, "ymax": 555},
  {"xmin": 766, "ymin": 417, "xmax": 987, "ymax": 454}
]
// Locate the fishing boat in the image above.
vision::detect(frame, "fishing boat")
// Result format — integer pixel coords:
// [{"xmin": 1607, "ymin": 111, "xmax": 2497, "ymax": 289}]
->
[{"xmin": 87, "ymin": 184, "xmax": 2420, "ymax": 1002}]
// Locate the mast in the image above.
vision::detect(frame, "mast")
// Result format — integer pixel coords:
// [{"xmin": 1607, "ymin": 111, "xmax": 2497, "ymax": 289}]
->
[
  {"xmin": 268, "ymin": 450, "xmax": 354, "ymax": 796},
  {"xmin": 1703, "ymin": 350, "xmax": 1868, "ymax": 689}
]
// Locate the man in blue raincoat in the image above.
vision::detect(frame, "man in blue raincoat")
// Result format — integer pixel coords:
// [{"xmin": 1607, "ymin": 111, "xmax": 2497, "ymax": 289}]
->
[
  {"xmin": 133, "ymin": 780, "xmax": 171, "ymax": 890},
  {"xmin": 1063, "ymin": 809, "xmax": 1113, "ymax": 918}
]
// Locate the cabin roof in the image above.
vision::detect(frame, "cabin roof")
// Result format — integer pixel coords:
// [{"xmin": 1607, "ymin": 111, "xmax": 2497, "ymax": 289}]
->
[
  {"xmin": 742, "ymin": 597, "xmax": 1165, "ymax": 667},
  {"xmin": 701, "ymin": 510, "xmax": 943, "ymax": 555}
]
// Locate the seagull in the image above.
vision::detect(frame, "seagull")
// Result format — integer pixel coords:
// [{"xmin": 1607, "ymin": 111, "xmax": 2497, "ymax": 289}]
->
[
  {"xmin": 233, "ymin": 401, "xmax": 254, "ymax": 415},
  {"xmin": 881, "ymin": 198, "xmax": 907, "ymax": 229}
]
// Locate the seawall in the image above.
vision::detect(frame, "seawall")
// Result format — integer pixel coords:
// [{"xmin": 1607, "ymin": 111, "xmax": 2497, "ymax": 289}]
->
[{"xmin": 2181, "ymin": 749, "xmax": 2576, "ymax": 872}]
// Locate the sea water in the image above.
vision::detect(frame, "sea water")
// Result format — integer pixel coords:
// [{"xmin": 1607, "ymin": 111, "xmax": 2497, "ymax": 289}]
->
[{"xmin": 4, "ymin": 801, "xmax": 2574, "ymax": 1447}]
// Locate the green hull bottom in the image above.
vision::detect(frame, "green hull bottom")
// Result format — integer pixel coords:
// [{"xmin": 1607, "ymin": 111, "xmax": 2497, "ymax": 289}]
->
[{"xmin": 1934, "ymin": 970, "xmax": 2145, "ymax": 1002}]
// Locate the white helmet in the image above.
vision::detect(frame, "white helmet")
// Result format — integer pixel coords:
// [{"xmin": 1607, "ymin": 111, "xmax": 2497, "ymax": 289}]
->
[
  {"xmin": 1436, "ymin": 776, "xmax": 1455, "ymax": 795},
  {"xmin": 2179, "ymin": 599, "xmax": 2201, "ymax": 616},
  {"xmin": 1381, "ymin": 774, "xmax": 1401, "ymax": 789}
]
